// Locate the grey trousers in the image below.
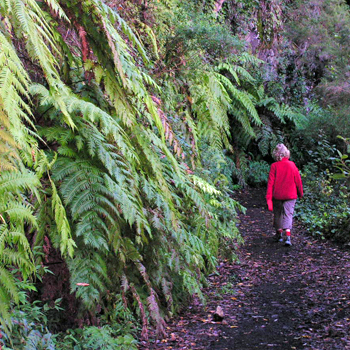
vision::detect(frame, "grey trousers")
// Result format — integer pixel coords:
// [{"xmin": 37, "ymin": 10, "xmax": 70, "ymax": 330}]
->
[{"xmin": 273, "ymin": 199, "xmax": 297, "ymax": 230}]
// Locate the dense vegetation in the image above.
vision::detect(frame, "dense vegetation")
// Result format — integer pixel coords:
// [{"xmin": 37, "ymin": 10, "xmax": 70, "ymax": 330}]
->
[{"xmin": 1, "ymin": 0, "xmax": 350, "ymax": 348}]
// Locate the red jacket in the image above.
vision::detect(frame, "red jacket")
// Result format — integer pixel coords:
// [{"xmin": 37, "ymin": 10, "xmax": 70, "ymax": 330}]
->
[{"xmin": 266, "ymin": 158, "xmax": 303, "ymax": 201}]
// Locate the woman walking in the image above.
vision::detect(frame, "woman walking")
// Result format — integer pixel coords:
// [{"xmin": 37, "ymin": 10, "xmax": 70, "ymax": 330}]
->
[{"xmin": 266, "ymin": 144, "xmax": 303, "ymax": 246}]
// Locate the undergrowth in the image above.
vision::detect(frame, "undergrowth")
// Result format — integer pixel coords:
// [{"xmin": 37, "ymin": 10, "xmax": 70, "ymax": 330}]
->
[{"xmin": 295, "ymin": 137, "xmax": 350, "ymax": 243}]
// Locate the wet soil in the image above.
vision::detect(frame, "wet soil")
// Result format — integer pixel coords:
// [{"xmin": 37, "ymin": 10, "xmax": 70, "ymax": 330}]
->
[{"xmin": 139, "ymin": 189, "xmax": 350, "ymax": 350}]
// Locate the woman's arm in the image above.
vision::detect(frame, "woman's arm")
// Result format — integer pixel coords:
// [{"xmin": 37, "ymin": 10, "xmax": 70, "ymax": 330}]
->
[
  {"xmin": 266, "ymin": 164, "xmax": 276, "ymax": 211},
  {"xmin": 295, "ymin": 168, "xmax": 303, "ymax": 198}
]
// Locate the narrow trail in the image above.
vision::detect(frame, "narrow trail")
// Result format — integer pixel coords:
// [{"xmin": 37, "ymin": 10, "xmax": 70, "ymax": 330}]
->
[{"xmin": 140, "ymin": 189, "xmax": 350, "ymax": 350}]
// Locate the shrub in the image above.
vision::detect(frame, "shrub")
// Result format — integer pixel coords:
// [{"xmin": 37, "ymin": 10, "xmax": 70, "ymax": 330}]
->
[
  {"xmin": 295, "ymin": 164, "xmax": 350, "ymax": 242},
  {"xmin": 246, "ymin": 160, "xmax": 270, "ymax": 186}
]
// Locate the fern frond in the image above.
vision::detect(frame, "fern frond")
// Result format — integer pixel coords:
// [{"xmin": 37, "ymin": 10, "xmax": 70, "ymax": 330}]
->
[
  {"xmin": 141, "ymin": 23, "xmax": 160, "ymax": 60},
  {"xmin": 215, "ymin": 72, "xmax": 261, "ymax": 126},
  {"xmin": 0, "ymin": 170, "xmax": 39, "ymax": 196},
  {"xmin": 235, "ymin": 52, "xmax": 264, "ymax": 65},
  {"xmin": 0, "ymin": 266, "xmax": 18, "ymax": 304},
  {"xmin": 50, "ymin": 177, "xmax": 76, "ymax": 258},
  {"xmin": 0, "ymin": 31, "xmax": 35, "ymax": 148},
  {"xmin": 190, "ymin": 175, "xmax": 222, "ymax": 196},
  {"xmin": 41, "ymin": 0, "xmax": 69, "ymax": 21},
  {"xmin": 69, "ymin": 252, "xmax": 109, "ymax": 306}
]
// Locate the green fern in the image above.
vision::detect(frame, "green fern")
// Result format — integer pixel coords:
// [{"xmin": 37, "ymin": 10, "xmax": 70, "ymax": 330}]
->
[
  {"xmin": 258, "ymin": 96, "xmax": 306, "ymax": 127},
  {"xmin": 0, "ymin": 0, "xmax": 249, "ymax": 337},
  {"xmin": 0, "ymin": 167, "xmax": 38, "ymax": 330},
  {"xmin": 0, "ymin": 31, "xmax": 34, "ymax": 149}
]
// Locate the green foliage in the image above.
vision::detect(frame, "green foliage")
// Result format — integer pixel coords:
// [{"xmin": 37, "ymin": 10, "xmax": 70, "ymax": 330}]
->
[
  {"xmin": 286, "ymin": 0, "xmax": 350, "ymax": 80},
  {"xmin": 0, "ymin": 31, "xmax": 34, "ymax": 148},
  {"xmin": 0, "ymin": 164, "xmax": 38, "ymax": 330},
  {"xmin": 290, "ymin": 122, "xmax": 350, "ymax": 241},
  {"xmin": 159, "ymin": 2, "xmax": 242, "ymax": 63},
  {"xmin": 0, "ymin": 277, "xmax": 55, "ymax": 350},
  {"xmin": 295, "ymin": 165, "xmax": 350, "ymax": 242},
  {"xmin": 0, "ymin": 0, "xmax": 253, "ymax": 339},
  {"xmin": 55, "ymin": 328, "xmax": 137, "ymax": 350},
  {"xmin": 1, "ymin": 0, "xmax": 331, "ymax": 343},
  {"xmin": 256, "ymin": 123, "xmax": 281, "ymax": 157},
  {"xmin": 246, "ymin": 160, "xmax": 270, "ymax": 186},
  {"xmin": 57, "ymin": 326, "xmax": 138, "ymax": 350},
  {"xmin": 1, "ymin": 294, "xmax": 138, "ymax": 350},
  {"xmin": 330, "ymin": 136, "xmax": 350, "ymax": 182},
  {"xmin": 282, "ymin": 0, "xmax": 350, "ymax": 137},
  {"xmin": 290, "ymin": 118, "xmax": 338, "ymax": 170}
]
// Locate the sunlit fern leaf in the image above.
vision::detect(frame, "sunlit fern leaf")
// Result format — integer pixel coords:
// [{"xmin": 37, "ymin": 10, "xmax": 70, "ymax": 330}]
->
[
  {"xmin": 0, "ymin": 129, "xmax": 19, "ymax": 172},
  {"xmin": 189, "ymin": 70, "xmax": 232, "ymax": 149},
  {"xmin": 31, "ymin": 84, "xmax": 140, "ymax": 163},
  {"xmin": 140, "ymin": 23, "xmax": 160, "ymax": 60},
  {"xmin": 3, "ymin": 0, "xmax": 77, "ymax": 128},
  {"xmin": 0, "ymin": 170, "xmax": 39, "ymax": 195},
  {"xmin": 0, "ymin": 265, "xmax": 18, "ymax": 305},
  {"xmin": 0, "ymin": 277, "xmax": 12, "ymax": 332},
  {"xmin": 2, "ymin": 204, "xmax": 37, "ymax": 230},
  {"xmin": 0, "ymin": 31, "xmax": 35, "ymax": 148},
  {"xmin": 49, "ymin": 178, "xmax": 76, "ymax": 258},
  {"xmin": 0, "ymin": 168, "xmax": 37, "ymax": 328},
  {"xmin": 63, "ymin": 0, "xmax": 164, "ymax": 135},
  {"xmin": 190, "ymin": 175, "xmax": 222, "ymax": 196},
  {"xmin": 0, "ymin": 225, "xmax": 34, "ymax": 277}
]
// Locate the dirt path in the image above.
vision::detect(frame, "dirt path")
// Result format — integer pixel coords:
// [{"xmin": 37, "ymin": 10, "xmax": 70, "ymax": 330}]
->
[{"xmin": 140, "ymin": 189, "xmax": 350, "ymax": 350}]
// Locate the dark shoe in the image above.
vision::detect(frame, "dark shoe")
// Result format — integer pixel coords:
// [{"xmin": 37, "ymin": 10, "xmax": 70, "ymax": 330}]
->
[{"xmin": 273, "ymin": 233, "xmax": 283, "ymax": 242}]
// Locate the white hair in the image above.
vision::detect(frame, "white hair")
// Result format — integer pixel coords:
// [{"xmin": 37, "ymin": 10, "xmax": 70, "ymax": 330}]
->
[{"xmin": 272, "ymin": 144, "xmax": 290, "ymax": 161}]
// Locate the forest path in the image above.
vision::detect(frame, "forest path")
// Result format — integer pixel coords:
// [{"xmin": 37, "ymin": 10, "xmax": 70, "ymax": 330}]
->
[{"xmin": 140, "ymin": 189, "xmax": 350, "ymax": 350}]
